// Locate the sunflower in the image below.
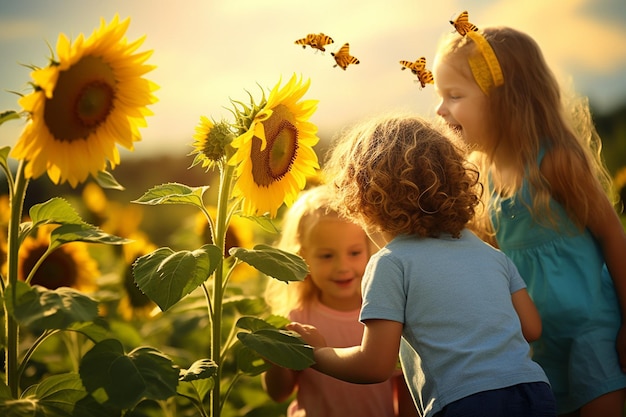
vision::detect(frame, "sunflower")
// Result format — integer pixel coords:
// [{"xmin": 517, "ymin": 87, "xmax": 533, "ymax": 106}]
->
[
  {"xmin": 189, "ymin": 117, "xmax": 235, "ymax": 171},
  {"xmin": 228, "ymin": 74, "xmax": 320, "ymax": 217},
  {"xmin": 11, "ymin": 14, "xmax": 158, "ymax": 187},
  {"xmin": 18, "ymin": 225, "xmax": 100, "ymax": 292}
]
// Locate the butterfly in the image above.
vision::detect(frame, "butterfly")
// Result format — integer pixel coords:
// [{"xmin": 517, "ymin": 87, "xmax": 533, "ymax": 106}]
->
[
  {"xmin": 400, "ymin": 57, "xmax": 433, "ymax": 88},
  {"xmin": 400, "ymin": 58, "xmax": 427, "ymax": 76},
  {"xmin": 450, "ymin": 11, "xmax": 478, "ymax": 36},
  {"xmin": 415, "ymin": 67, "xmax": 434, "ymax": 88},
  {"xmin": 331, "ymin": 43, "xmax": 360, "ymax": 70},
  {"xmin": 294, "ymin": 33, "xmax": 334, "ymax": 52}
]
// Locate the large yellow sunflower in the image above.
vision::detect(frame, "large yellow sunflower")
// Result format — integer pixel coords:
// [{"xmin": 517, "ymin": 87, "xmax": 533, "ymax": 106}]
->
[
  {"xmin": 228, "ymin": 74, "xmax": 320, "ymax": 217},
  {"xmin": 11, "ymin": 14, "xmax": 158, "ymax": 187}
]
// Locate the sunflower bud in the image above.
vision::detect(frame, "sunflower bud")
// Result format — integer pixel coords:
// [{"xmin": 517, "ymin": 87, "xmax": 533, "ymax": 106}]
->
[
  {"xmin": 230, "ymin": 89, "xmax": 268, "ymax": 135},
  {"xmin": 190, "ymin": 117, "xmax": 236, "ymax": 170}
]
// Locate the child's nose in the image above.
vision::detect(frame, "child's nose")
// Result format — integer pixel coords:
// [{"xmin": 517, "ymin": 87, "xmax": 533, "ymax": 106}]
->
[
  {"xmin": 336, "ymin": 255, "xmax": 351, "ymax": 271},
  {"xmin": 436, "ymin": 101, "xmax": 447, "ymax": 117}
]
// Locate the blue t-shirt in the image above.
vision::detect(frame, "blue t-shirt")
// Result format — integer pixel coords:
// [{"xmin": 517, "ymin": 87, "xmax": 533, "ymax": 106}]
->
[{"xmin": 360, "ymin": 230, "xmax": 548, "ymax": 417}]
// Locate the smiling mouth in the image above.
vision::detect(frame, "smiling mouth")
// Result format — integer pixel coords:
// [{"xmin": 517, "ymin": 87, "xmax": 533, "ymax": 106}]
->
[{"xmin": 450, "ymin": 124, "xmax": 462, "ymax": 135}]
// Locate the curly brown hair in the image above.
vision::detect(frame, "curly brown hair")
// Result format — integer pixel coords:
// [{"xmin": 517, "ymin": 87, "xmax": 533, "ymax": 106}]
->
[{"xmin": 324, "ymin": 114, "xmax": 481, "ymax": 238}]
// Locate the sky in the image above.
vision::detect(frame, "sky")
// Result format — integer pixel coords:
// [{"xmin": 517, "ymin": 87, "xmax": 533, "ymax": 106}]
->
[{"xmin": 1, "ymin": 0, "xmax": 625, "ymax": 160}]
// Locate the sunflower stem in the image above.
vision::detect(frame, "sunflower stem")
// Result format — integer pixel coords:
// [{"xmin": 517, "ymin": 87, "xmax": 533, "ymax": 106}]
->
[
  {"xmin": 16, "ymin": 329, "xmax": 60, "ymax": 385},
  {"xmin": 24, "ymin": 246, "xmax": 54, "ymax": 285},
  {"xmin": 5, "ymin": 160, "xmax": 29, "ymax": 397},
  {"xmin": 210, "ymin": 162, "xmax": 235, "ymax": 417}
]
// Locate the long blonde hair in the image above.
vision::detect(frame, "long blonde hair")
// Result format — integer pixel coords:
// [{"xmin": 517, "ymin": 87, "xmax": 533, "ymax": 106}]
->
[{"xmin": 436, "ymin": 26, "xmax": 614, "ymax": 240}]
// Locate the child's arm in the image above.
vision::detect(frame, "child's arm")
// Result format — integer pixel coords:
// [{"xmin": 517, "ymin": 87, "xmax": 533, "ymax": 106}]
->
[
  {"xmin": 262, "ymin": 365, "xmax": 299, "ymax": 403},
  {"xmin": 586, "ymin": 194, "xmax": 626, "ymax": 371},
  {"xmin": 543, "ymin": 148, "xmax": 626, "ymax": 370},
  {"xmin": 288, "ymin": 319, "xmax": 403, "ymax": 383},
  {"xmin": 511, "ymin": 288, "xmax": 542, "ymax": 342}
]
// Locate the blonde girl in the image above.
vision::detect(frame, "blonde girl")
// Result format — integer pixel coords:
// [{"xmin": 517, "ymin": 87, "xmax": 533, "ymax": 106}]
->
[
  {"xmin": 262, "ymin": 185, "xmax": 416, "ymax": 417},
  {"xmin": 433, "ymin": 23, "xmax": 626, "ymax": 416}
]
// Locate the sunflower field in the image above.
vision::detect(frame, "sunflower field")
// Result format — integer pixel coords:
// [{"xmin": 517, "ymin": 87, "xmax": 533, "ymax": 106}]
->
[
  {"xmin": 1, "ymin": 11, "xmax": 626, "ymax": 417},
  {"xmin": 0, "ymin": 15, "xmax": 318, "ymax": 417}
]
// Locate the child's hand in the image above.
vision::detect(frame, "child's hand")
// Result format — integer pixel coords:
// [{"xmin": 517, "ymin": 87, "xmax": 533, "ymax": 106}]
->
[{"xmin": 286, "ymin": 322, "xmax": 327, "ymax": 347}]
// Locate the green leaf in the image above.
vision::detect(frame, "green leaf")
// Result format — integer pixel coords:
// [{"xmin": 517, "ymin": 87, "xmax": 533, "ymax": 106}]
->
[
  {"xmin": 0, "ymin": 146, "xmax": 11, "ymax": 179},
  {"xmin": 179, "ymin": 359, "xmax": 217, "ymax": 382},
  {"xmin": 230, "ymin": 244, "xmax": 309, "ymax": 282},
  {"xmin": 133, "ymin": 183, "xmax": 209, "ymax": 210},
  {"xmin": 79, "ymin": 339, "xmax": 179, "ymax": 410},
  {"xmin": 237, "ymin": 327, "xmax": 315, "ymax": 371},
  {"xmin": 68, "ymin": 319, "xmax": 110, "ymax": 343},
  {"xmin": 0, "ymin": 373, "xmax": 88, "ymax": 417},
  {"xmin": 223, "ymin": 295, "xmax": 267, "ymax": 316},
  {"xmin": 234, "ymin": 341, "xmax": 270, "ymax": 376},
  {"xmin": 94, "ymin": 170, "xmax": 125, "ymax": 191},
  {"xmin": 29, "ymin": 198, "xmax": 85, "ymax": 228},
  {"xmin": 240, "ymin": 214, "xmax": 279, "ymax": 234},
  {"xmin": 0, "ymin": 110, "xmax": 20, "ymax": 126},
  {"xmin": 49, "ymin": 223, "xmax": 131, "ymax": 250},
  {"xmin": 5, "ymin": 281, "xmax": 99, "ymax": 330},
  {"xmin": 133, "ymin": 244, "xmax": 222, "ymax": 311},
  {"xmin": 236, "ymin": 316, "xmax": 276, "ymax": 333}
]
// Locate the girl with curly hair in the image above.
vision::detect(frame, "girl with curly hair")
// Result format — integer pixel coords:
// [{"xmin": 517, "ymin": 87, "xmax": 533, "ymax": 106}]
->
[{"xmin": 288, "ymin": 114, "xmax": 556, "ymax": 417}]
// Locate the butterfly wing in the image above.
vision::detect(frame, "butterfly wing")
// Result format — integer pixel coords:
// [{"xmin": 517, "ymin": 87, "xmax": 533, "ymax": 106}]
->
[
  {"xmin": 450, "ymin": 11, "xmax": 478, "ymax": 36},
  {"xmin": 400, "ymin": 60, "xmax": 414, "ymax": 71},
  {"xmin": 400, "ymin": 58, "xmax": 426, "ymax": 75},
  {"xmin": 416, "ymin": 68, "xmax": 434, "ymax": 88},
  {"xmin": 332, "ymin": 43, "xmax": 359, "ymax": 70},
  {"xmin": 295, "ymin": 33, "xmax": 316, "ymax": 49},
  {"xmin": 313, "ymin": 33, "xmax": 334, "ymax": 52}
]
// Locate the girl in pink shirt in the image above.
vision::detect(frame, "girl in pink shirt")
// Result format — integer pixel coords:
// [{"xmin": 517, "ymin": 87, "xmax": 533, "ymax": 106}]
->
[{"xmin": 263, "ymin": 185, "xmax": 416, "ymax": 417}]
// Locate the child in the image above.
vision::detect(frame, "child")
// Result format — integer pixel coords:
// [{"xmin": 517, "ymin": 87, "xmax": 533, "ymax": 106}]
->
[
  {"xmin": 287, "ymin": 115, "xmax": 556, "ymax": 417},
  {"xmin": 432, "ymin": 21, "xmax": 626, "ymax": 416},
  {"xmin": 262, "ymin": 185, "xmax": 416, "ymax": 417}
]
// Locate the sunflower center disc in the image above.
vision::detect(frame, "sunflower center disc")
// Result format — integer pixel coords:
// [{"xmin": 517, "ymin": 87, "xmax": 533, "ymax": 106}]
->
[
  {"xmin": 43, "ymin": 55, "xmax": 116, "ymax": 142},
  {"xmin": 76, "ymin": 81, "xmax": 115, "ymax": 128},
  {"xmin": 251, "ymin": 115, "xmax": 298, "ymax": 187}
]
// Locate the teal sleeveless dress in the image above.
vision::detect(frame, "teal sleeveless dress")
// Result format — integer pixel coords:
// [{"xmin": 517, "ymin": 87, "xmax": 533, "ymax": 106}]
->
[{"xmin": 490, "ymin": 150, "xmax": 626, "ymax": 413}]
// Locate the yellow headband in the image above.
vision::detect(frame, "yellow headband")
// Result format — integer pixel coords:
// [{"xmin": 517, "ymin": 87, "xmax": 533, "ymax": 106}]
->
[{"xmin": 466, "ymin": 31, "xmax": 504, "ymax": 95}]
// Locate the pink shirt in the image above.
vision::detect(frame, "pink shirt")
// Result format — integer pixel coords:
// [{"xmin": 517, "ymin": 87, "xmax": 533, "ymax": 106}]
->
[{"xmin": 287, "ymin": 299, "xmax": 397, "ymax": 417}]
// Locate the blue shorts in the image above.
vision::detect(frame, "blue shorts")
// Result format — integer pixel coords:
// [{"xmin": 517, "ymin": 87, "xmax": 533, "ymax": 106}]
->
[{"xmin": 434, "ymin": 382, "xmax": 556, "ymax": 417}]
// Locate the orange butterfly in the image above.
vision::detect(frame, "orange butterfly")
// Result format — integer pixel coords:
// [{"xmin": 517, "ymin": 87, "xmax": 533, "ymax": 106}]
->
[
  {"xmin": 450, "ymin": 11, "xmax": 478, "ymax": 36},
  {"xmin": 331, "ymin": 43, "xmax": 360, "ymax": 70},
  {"xmin": 400, "ymin": 57, "xmax": 433, "ymax": 88},
  {"xmin": 295, "ymin": 33, "xmax": 334, "ymax": 52},
  {"xmin": 400, "ymin": 58, "xmax": 427, "ymax": 75},
  {"xmin": 415, "ymin": 68, "xmax": 434, "ymax": 88}
]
